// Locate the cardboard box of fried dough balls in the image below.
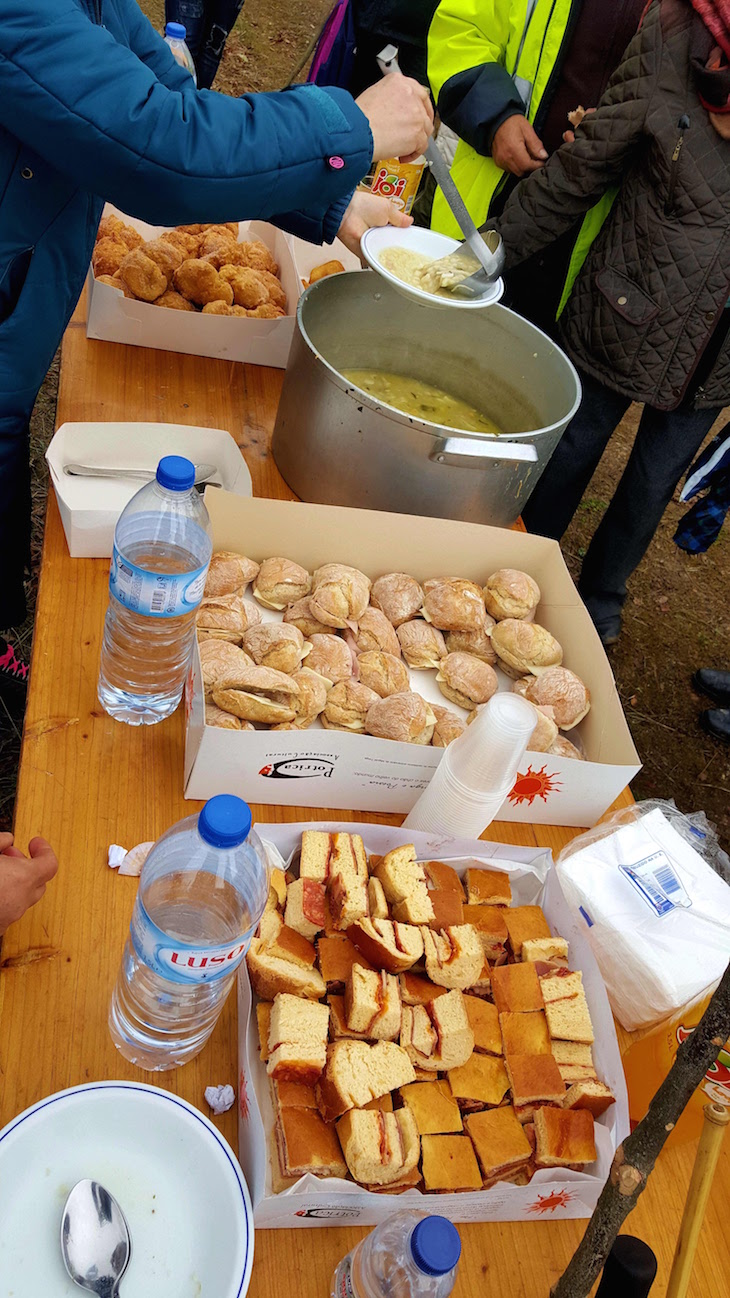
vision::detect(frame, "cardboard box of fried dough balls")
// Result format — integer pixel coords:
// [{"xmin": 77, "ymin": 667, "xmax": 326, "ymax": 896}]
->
[
  {"xmin": 86, "ymin": 205, "xmax": 359, "ymax": 369},
  {"xmin": 184, "ymin": 491, "xmax": 641, "ymax": 826},
  {"xmin": 235, "ymin": 821, "xmax": 629, "ymax": 1227}
]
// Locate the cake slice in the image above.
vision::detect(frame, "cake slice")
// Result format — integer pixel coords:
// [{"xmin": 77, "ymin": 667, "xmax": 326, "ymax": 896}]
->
[
  {"xmin": 284, "ymin": 877, "xmax": 327, "ymax": 942},
  {"xmin": 465, "ymin": 1106, "xmax": 532, "ymax": 1183},
  {"xmin": 267, "ymin": 992, "xmax": 330, "ymax": 1083},
  {"xmin": 558, "ymin": 1063, "xmax": 600, "ymax": 1085},
  {"xmin": 317, "ymin": 933, "xmax": 374, "ymax": 992},
  {"xmin": 327, "ymin": 833, "xmax": 369, "ymax": 930},
  {"xmin": 534, "ymin": 1107, "xmax": 597, "ymax": 1166},
  {"xmin": 373, "ymin": 844, "xmax": 425, "ymax": 903},
  {"xmin": 336, "ymin": 1107, "xmax": 420, "ymax": 1186},
  {"xmin": 491, "ymin": 962, "xmax": 544, "ymax": 1014},
  {"xmin": 505, "ymin": 1054, "xmax": 565, "ymax": 1106},
  {"xmin": 504, "ymin": 905, "xmax": 551, "ymax": 957},
  {"xmin": 271, "ymin": 1078, "xmax": 318, "ymax": 1109},
  {"xmin": 256, "ymin": 1001, "xmax": 272, "ymax": 1061},
  {"xmin": 347, "ymin": 918, "xmax": 424, "ymax": 973},
  {"xmin": 423, "ymin": 860, "xmax": 465, "ymax": 894},
  {"xmin": 345, "ymin": 965, "xmax": 402, "ymax": 1040},
  {"xmin": 465, "ymin": 960, "xmax": 492, "ymax": 999},
  {"xmin": 560, "ymin": 1080, "xmax": 616, "ymax": 1117},
  {"xmin": 464, "ymin": 995, "xmax": 502, "ymax": 1055},
  {"xmin": 329, "ymin": 994, "xmax": 370, "ymax": 1041},
  {"xmin": 447, "ymin": 1054, "xmax": 510, "ymax": 1112},
  {"xmin": 246, "ymin": 938, "xmax": 326, "ymax": 1001},
  {"xmin": 500, "ymin": 1010, "xmax": 551, "ymax": 1057},
  {"xmin": 316, "ymin": 1039, "xmax": 416, "ymax": 1122},
  {"xmin": 551, "ymin": 1040, "xmax": 595, "ymax": 1067},
  {"xmin": 421, "ymin": 1134, "xmax": 482, "ymax": 1192},
  {"xmin": 399, "ymin": 971, "xmax": 448, "ymax": 1005},
  {"xmin": 427, "ymin": 890, "xmax": 465, "ymax": 930},
  {"xmin": 522, "ymin": 937, "xmax": 569, "ymax": 965},
  {"xmin": 545, "ymin": 990, "xmax": 595, "ymax": 1044},
  {"xmin": 464, "ymin": 867, "xmax": 512, "ymax": 906},
  {"xmin": 422, "ymin": 925, "xmax": 484, "ymax": 990},
  {"xmin": 540, "ymin": 970, "xmax": 584, "ymax": 1003},
  {"xmin": 300, "ymin": 829, "xmax": 335, "ymax": 882},
  {"xmin": 400, "ymin": 988, "xmax": 474, "ymax": 1072},
  {"xmin": 462, "ymin": 905, "xmax": 508, "ymax": 960},
  {"xmin": 367, "ymin": 877, "xmax": 390, "ymax": 920},
  {"xmin": 399, "ymin": 1080, "xmax": 463, "ymax": 1135},
  {"xmin": 392, "ymin": 891, "xmax": 436, "ymax": 925},
  {"xmin": 275, "ymin": 1106, "xmax": 348, "ymax": 1183}
]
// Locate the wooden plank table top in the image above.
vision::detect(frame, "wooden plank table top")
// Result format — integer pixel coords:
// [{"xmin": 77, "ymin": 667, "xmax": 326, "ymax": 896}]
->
[{"xmin": 1, "ymin": 288, "xmax": 728, "ymax": 1298}]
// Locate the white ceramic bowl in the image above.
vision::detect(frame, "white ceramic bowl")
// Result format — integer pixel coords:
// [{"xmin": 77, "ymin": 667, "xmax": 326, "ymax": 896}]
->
[
  {"xmin": 0, "ymin": 1081, "xmax": 254, "ymax": 1298},
  {"xmin": 361, "ymin": 226, "xmax": 504, "ymax": 310}
]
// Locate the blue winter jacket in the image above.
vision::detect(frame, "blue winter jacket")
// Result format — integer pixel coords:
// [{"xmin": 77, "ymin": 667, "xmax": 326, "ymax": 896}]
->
[{"xmin": 0, "ymin": 0, "xmax": 373, "ymax": 618}]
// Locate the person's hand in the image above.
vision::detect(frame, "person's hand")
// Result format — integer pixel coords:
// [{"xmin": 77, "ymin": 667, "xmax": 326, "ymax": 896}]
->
[
  {"xmin": 356, "ymin": 76, "xmax": 434, "ymax": 163},
  {"xmin": 709, "ymin": 111, "xmax": 730, "ymax": 139},
  {"xmin": 563, "ymin": 105, "xmax": 596, "ymax": 144},
  {"xmin": 337, "ymin": 191, "xmax": 413, "ymax": 259},
  {"xmin": 491, "ymin": 114, "xmax": 548, "ymax": 175},
  {"xmin": 0, "ymin": 833, "xmax": 59, "ymax": 935}
]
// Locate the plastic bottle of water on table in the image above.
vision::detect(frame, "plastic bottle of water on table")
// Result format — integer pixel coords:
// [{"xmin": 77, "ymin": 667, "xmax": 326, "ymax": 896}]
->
[
  {"xmin": 332, "ymin": 1211, "xmax": 461, "ymax": 1298},
  {"xmin": 164, "ymin": 22, "xmax": 198, "ymax": 84},
  {"xmin": 109, "ymin": 795, "xmax": 269, "ymax": 1071},
  {"xmin": 97, "ymin": 455, "xmax": 212, "ymax": 726}
]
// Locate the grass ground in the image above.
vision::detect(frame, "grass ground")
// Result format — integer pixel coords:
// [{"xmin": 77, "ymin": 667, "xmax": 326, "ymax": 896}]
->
[{"xmin": 2, "ymin": 0, "xmax": 728, "ymax": 843}]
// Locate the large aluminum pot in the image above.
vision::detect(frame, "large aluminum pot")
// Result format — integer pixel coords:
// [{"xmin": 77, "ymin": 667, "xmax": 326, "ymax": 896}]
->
[{"xmin": 272, "ymin": 271, "xmax": 581, "ymax": 527}]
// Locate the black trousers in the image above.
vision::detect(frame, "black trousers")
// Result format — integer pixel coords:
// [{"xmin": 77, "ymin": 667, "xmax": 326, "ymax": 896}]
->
[
  {"xmin": 165, "ymin": 0, "xmax": 244, "ymax": 89},
  {"xmin": 522, "ymin": 370, "xmax": 721, "ymax": 634}
]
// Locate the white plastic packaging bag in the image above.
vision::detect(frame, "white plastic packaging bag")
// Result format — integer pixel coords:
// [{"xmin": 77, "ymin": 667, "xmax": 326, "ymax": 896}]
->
[{"xmin": 556, "ymin": 804, "xmax": 730, "ymax": 1030}]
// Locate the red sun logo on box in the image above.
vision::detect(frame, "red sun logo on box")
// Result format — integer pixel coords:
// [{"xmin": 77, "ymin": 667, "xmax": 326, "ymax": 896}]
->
[
  {"xmin": 527, "ymin": 1188, "xmax": 576, "ymax": 1214},
  {"xmin": 508, "ymin": 765, "xmax": 562, "ymax": 806}
]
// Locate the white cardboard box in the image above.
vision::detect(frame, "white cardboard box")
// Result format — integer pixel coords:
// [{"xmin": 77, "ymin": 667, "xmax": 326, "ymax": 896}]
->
[
  {"xmin": 236, "ymin": 823, "xmax": 629, "ymax": 1227},
  {"xmin": 46, "ymin": 422, "xmax": 252, "ymax": 558},
  {"xmin": 86, "ymin": 207, "xmax": 360, "ymax": 369},
  {"xmin": 184, "ymin": 491, "xmax": 640, "ymax": 827}
]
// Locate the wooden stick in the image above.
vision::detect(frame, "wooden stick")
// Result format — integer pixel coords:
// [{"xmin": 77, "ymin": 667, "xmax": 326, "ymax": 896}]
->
[{"xmin": 665, "ymin": 1102, "xmax": 730, "ymax": 1298}]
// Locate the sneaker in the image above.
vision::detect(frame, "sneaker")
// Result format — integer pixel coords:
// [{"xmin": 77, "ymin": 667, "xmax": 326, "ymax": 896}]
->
[{"xmin": 0, "ymin": 637, "xmax": 29, "ymax": 701}]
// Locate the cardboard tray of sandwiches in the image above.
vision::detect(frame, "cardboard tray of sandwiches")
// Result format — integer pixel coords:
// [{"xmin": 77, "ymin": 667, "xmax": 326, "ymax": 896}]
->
[{"xmin": 237, "ymin": 823, "xmax": 629, "ymax": 1227}]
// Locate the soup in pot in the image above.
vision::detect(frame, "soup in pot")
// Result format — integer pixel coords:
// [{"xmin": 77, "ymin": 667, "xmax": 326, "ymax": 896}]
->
[{"xmin": 343, "ymin": 369, "xmax": 501, "ymax": 435}]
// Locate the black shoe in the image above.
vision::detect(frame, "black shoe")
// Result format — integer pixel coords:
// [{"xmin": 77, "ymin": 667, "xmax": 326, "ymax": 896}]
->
[
  {"xmin": 699, "ymin": 708, "xmax": 730, "ymax": 743},
  {"xmin": 693, "ymin": 669, "xmax": 730, "ymax": 707}
]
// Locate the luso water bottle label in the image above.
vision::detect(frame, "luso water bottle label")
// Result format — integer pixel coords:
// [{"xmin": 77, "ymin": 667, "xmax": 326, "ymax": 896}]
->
[
  {"xmin": 110, "ymin": 544, "xmax": 208, "ymax": 618},
  {"xmin": 130, "ymin": 901, "xmax": 254, "ymax": 983},
  {"xmin": 332, "ymin": 1256, "xmax": 355, "ymax": 1298}
]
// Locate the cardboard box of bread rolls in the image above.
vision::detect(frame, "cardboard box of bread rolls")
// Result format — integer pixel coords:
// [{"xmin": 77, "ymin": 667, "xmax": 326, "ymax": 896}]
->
[
  {"xmin": 236, "ymin": 823, "xmax": 629, "ymax": 1226},
  {"xmin": 184, "ymin": 491, "xmax": 640, "ymax": 825},
  {"xmin": 86, "ymin": 205, "xmax": 359, "ymax": 369}
]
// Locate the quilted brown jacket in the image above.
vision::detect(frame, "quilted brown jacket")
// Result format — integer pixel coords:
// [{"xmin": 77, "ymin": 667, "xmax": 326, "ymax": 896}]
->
[{"xmin": 494, "ymin": 0, "xmax": 730, "ymax": 411}]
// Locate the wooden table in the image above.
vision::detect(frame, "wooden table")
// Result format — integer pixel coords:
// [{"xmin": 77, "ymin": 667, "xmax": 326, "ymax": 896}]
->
[{"xmin": 1, "ymin": 289, "xmax": 728, "ymax": 1297}]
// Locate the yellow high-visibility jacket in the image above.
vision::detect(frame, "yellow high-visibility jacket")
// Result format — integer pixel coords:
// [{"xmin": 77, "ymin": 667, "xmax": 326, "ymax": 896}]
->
[{"xmin": 428, "ymin": 0, "xmax": 614, "ymax": 312}]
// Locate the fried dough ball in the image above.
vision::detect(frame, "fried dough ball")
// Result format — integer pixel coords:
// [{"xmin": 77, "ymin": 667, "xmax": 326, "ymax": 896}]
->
[
  {"xmin": 322, "ymin": 680, "xmax": 380, "ymax": 732},
  {"xmin": 253, "ymin": 557, "xmax": 311, "ymax": 610},
  {"xmin": 156, "ymin": 289, "xmax": 197, "ymax": 311},
  {"xmin": 308, "ymin": 260, "xmax": 345, "ymax": 284},
  {"xmin": 199, "ymin": 232, "xmax": 238, "ymax": 268},
  {"xmin": 142, "ymin": 238, "xmax": 184, "ymax": 281},
  {"xmin": 397, "ymin": 619, "xmax": 446, "ymax": 670},
  {"xmin": 366, "ymin": 691, "xmax": 436, "ymax": 745},
  {"xmin": 199, "ymin": 640, "xmax": 254, "ymax": 694},
  {"xmin": 202, "ymin": 301, "xmax": 237, "ymax": 315},
  {"xmin": 523, "ymin": 666, "xmax": 590, "ymax": 730},
  {"xmin": 237, "ymin": 238, "xmax": 278, "ymax": 275},
  {"xmin": 431, "ymin": 704, "xmax": 466, "ymax": 748},
  {"xmin": 205, "ymin": 702, "xmax": 251, "ymax": 730},
  {"xmin": 173, "ymin": 259, "xmax": 234, "ymax": 307},
  {"xmin": 96, "ymin": 274, "xmax": 134, "ymax": 298},
  {"xmin": 246, "ymin": 303, "xmax": 286, "ymax": 319},
  {"xmin": 484, "ymin": 569, "xmax": 541, "ymax": 622},
  {"xmin": 549, "ymin": 735, "xmax": 585, "ymax": 761},
  {"xmin": 357, "ymin": 650, "xmax": 410, "ymax": 698},
  {"xmin": 97, "ymin": 215, "xmax": 143, "ymax": 250},
  {"xmin": 490, "ymin": 619, "xmax": 563, "ymax": 678},
  {"xmin": 177, "ymin": 222, "xmax": 238, "ymax": 238},
  {"xmin": 353, "ymin": 607, "xmax": 401, "ymax": 658},
  {"xmin": 252, "ymin": 268, "xmax": 287, "ymax": 310},
  {"xmin": 371, "ymin": 572, "xmax": 424, "ymax": 627},
  {"xmin": 283, "ymin": 596, "xmax": 335, "ymax": 638},
  {"xmin": 305, "ymin": 634, "xmax": 352, "ymax": 685},
  {"xmin": 242, "ymin": 623, "xmax": 309, "ymax": 675},
  {"xmin": 286, "ymin": 667, "xmax": 329, "ymax": 728},
  {"xmin": 163, "ymin": 229, "xmax": 201, "ymax": 257},
  {"xmin": 204, "ymin": 551, "xmax": 260, "ymax": 598},
  {"xmin": 117, "ymin": 249, "xmax": 168, "ymax": 302},
  {"xmin": 445, "ymin": 622, "xmax": 497, "ymax": 665},
  {"xmin": 311, "ymin": 564, "xmax": 371, "ymax": 628},
  {"xmin": 218, "ymin": 264, "xmax": 268, "ymax": 309},
  {"xmin": 436, "ymin": 652, "xmax": 499, "ymax": 710},
  {"xmin": 92, "ymin": 237, "xmax": 128, "ymax": 277},
  {"xmin": 422, "ymin": 578, "xmax": 486, "ymax": 633}
]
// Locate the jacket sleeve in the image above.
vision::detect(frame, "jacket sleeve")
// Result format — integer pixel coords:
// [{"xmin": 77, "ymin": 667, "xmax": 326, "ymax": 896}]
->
[
  {"xmin": 493, "ymin": 6, "xmax": 663, "ymax": 267},
  {"xmin": 428, "ymin": 0, "xmax": 524, "ymax": 155},
  {"xmin": 0, "ymin": 0, "xmax": 373, "ymax": 228}
]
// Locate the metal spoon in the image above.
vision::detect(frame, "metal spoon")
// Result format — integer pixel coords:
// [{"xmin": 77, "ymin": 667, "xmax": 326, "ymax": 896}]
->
[
  {"xmin": 63, "ymin": 461, "xmax": 219, "ymax": 485},
  {"xmin": 61, "ymin": 1179, "xmax": 132, "ymax": 1298}
]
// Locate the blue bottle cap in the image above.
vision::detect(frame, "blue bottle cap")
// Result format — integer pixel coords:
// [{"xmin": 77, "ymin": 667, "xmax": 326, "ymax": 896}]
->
[
  {"xmin": 199, "ymin": 795, "xmax": 252, "ymax": 848},
  {"xmin": 165, "ymin": 22, "xmax": 187, "ymax": 39},
  {"xmin": 156, "ymin": 455, "xmax": 195, "ymax": 491},
  {"xmin": 411, "ymin": 1218, "xmax": 461, "ymax": 1277}
]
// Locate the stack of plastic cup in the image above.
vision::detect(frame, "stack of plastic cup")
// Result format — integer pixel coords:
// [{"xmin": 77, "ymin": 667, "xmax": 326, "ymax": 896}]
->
[{"xmin": 403, "ymin": 692, "xmax": 537, "ymax": 838}]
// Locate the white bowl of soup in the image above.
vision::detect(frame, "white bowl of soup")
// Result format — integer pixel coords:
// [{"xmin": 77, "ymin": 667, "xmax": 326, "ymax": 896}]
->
[{"xmin": 361, "ymin": 226, "xmax": 503, "ymax": 310}]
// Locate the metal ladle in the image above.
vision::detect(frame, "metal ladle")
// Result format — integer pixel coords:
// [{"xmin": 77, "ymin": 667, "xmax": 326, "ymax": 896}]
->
[{"xmin": 61, "ymin": 1179, "xmax": 131, "ymax": 1298}]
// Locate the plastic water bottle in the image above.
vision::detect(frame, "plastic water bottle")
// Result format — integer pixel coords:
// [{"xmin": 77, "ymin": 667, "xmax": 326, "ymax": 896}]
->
[
  {"xmin": 164, "ymin": 22, "xmax": 198, "ymax": 84},
  {"xmin": 109, "ymin": 795, "xmax": 269, "ymax": 1071},
  {"xmin": 97, "ymin": 456, "xmax": 212, "ymax": 726},
  {"xmin": 332, "ymin": 1212, "xmax": 461, "ymax": 1298}
]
